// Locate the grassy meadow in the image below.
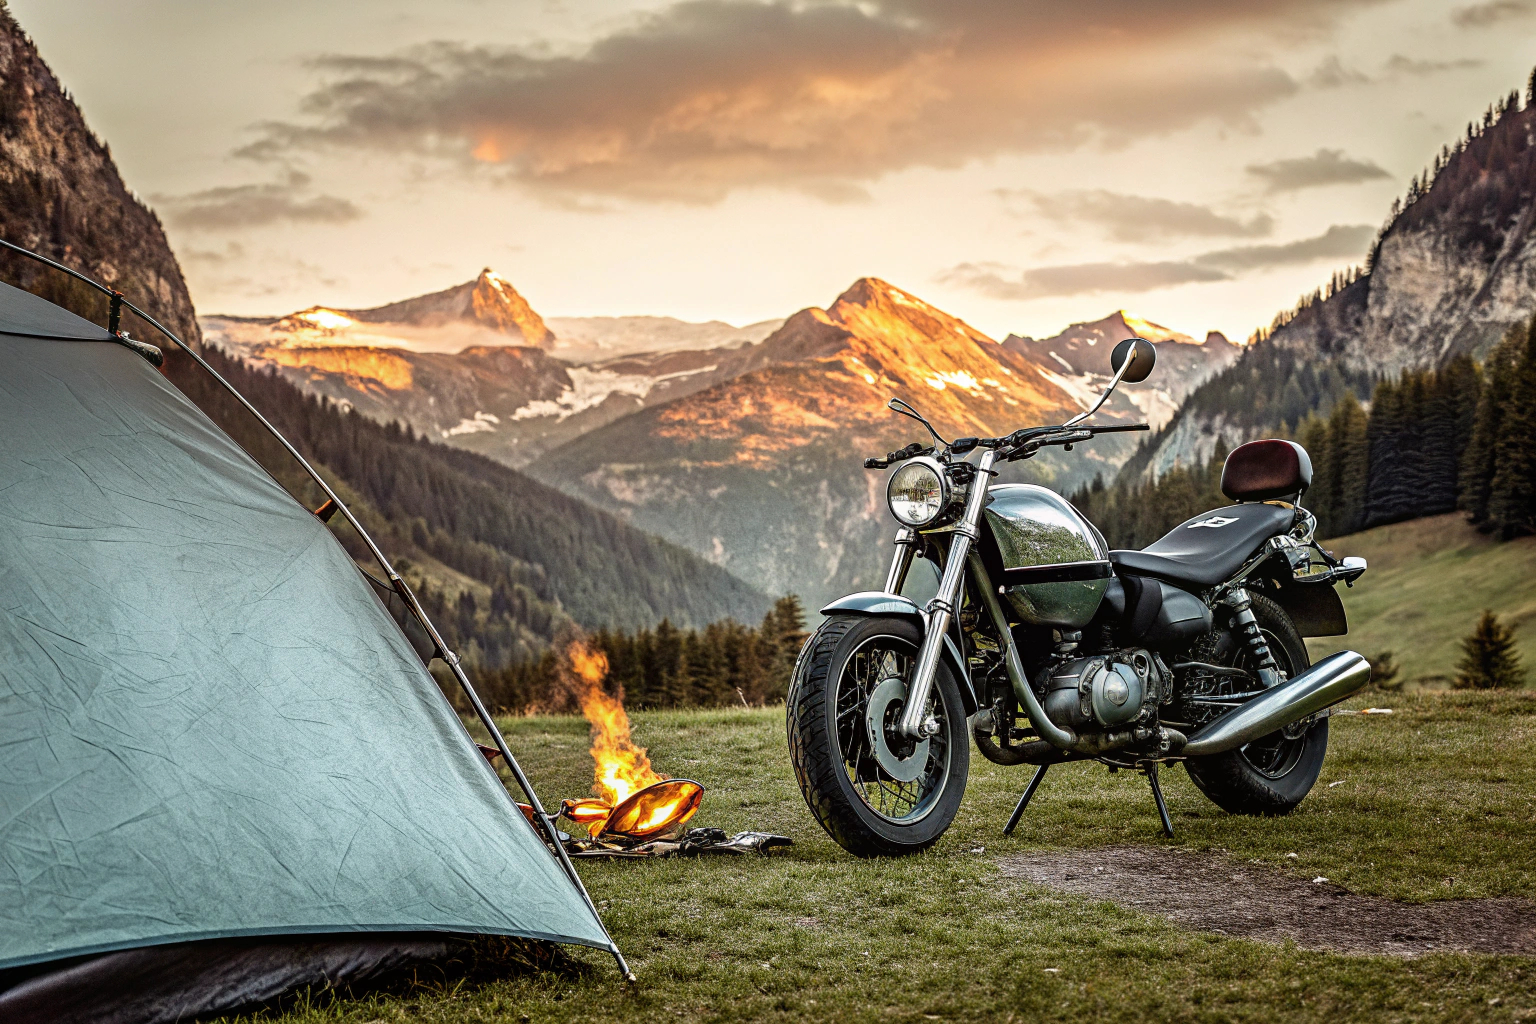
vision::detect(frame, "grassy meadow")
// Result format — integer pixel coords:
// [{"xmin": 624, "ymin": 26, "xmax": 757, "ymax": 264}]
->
[
  {"xmin": 237, "ymin": 686, "xmax": 1535, "ymax": 1024},
  {"xmin": 1310, "ymin": 513, "xmax": 1536, "ymax": 685}
]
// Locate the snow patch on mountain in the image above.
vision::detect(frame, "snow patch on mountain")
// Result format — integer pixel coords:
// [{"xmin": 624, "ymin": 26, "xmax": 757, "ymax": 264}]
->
[{"xmin": 511, "ymin": 364, "xmax": 719, "ymax": 422}]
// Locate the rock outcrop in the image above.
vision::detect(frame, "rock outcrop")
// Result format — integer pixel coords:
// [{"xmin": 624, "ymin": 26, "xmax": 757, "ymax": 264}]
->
[
  {"xmin": 0, "ymin": 10, "xmax": 200, "ymax": 345},
  {"xmin": 1130, "ymin": 84, "xmax": 1536, "ymax": 477}
]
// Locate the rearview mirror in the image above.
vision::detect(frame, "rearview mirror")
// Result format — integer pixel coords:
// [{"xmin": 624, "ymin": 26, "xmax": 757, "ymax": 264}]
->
[{"xmin": 1110, "ymin": 337, "xmax": 1156, "ymax": 383}]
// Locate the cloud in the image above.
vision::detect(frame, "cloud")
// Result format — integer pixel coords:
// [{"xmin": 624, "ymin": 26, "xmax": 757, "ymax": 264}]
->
[
  {"xmin": 1193, "ymin": 223, "xmax": 1374, "ymax": 272},
  {"xmin": 1384, "ymin": 54, "xmax": 1484, "ymax": 76},
  {"xmin": 942, "ymin": 260, "xmax": 1224, "ymax": 300},
  {"xmin": 237, "ymin": 0, "xmax": 1382, "ymax": 203},
  {"xmin": 156, "ymin": 172, "xmax": 363, "ymax": 230},
  {"xmin": 1010, "ymin": 189, "xmax": 1273, "ymax": 243},
  {"xmin": 1308, "ymin": 56, "xmax": 1370, "ymax": 88},
  {"xmin": 1452, "ymin": 1, "xmax": 1532, "ymax": 26},
  {"xmin": 941, "ymin": 224, "xmax": 1374, "ymax": 299},
  {"xmin": 1246, "ymin": 149, "xmax": 1391, "ymax": 192}
]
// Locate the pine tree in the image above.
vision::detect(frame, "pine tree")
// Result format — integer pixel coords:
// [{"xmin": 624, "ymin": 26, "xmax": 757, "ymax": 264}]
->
[
  {"xmin": 1332, "ymin": 392, "xmax": 1370, "ymax": 536},
  {"xmin": 1487, "ymin": 319, "xmax": 1536, "ymax": 536},
  {"xmin": 1454, "ymin": 610, "xmax": 1525, "ymax": 689},
  {"xmin": 1461, "ymin": 331, "xmax": 1517, "ymax": 526}
]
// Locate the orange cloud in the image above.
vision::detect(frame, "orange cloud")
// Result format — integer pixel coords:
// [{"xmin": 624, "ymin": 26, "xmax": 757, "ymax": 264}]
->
[{"xmin": 244, "ymin": 0, "xmax": 1387, "ymax": 203}]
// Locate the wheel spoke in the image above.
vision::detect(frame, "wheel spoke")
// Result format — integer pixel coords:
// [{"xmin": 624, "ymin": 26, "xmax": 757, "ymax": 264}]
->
[{"xmin": 834, "ymin": 635, "xmax": 948, "ymax": 824}]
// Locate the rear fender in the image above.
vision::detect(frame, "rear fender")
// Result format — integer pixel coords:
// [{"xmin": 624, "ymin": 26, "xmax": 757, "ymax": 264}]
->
[
  {"xmin": 819, "ymin": 592, "xmax": 979, "ymax": 716},
  {"xmin": 1265, "ymin": 580, "xmax": 1348, "ymax": 637}
]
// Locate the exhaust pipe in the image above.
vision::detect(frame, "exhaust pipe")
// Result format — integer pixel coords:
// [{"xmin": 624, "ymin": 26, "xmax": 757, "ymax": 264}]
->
[{"xmin": 1182, "ymin": 651, "xmax": 1371, "ymax": 757}]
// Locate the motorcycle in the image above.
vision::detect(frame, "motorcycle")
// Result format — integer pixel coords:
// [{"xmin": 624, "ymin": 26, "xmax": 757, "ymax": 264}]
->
[{"xmin": 786, "ymin": 338, "xmax": 1372, "ymax": 857}]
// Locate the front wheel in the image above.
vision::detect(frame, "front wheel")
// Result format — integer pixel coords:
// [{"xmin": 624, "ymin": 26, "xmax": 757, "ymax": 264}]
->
[
  {"xmin": 1185, "ymin": 592, "xmax": 1328, "ymax": 815},
  {"xmin": 786, "ymin": 614, "xmax": 969, "ymax": 857}
]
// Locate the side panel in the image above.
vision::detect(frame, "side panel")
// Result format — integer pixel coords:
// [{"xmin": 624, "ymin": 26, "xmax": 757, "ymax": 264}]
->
[{"xmin": 818, "ymin": 593, "xmax": 979, "ymax": 715}]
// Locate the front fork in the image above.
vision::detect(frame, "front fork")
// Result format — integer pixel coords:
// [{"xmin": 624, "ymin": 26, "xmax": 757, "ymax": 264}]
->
[{"xmin": 896, "ymin": 449, "xmax": 998, "ymax": 738}]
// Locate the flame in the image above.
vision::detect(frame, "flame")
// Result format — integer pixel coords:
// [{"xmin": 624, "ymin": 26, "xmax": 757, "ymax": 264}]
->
[
  {"xmin": 566, "ymin": 640, "xmax": 665, "ymax": 806},
  {"xmin": 561, "ymin": 796, "xmax": 617, "ymax": 837},
  {"xmin": 601, "ymin": 779, "xmax": 703, "ymax": 840}
]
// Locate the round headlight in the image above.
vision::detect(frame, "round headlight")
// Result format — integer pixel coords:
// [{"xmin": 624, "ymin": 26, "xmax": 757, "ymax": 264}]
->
[{"xmin": 887, "ymin": 459, "xmax": 948, "ymax": 527}]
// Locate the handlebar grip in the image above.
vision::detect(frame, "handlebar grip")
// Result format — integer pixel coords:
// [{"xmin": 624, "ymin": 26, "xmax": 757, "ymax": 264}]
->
[
  {"xmin": 864, "ymin": 457, "xmax": 887, "ymax": 470},
  {"xmin": 1088, "ymin": 423, "xmax": 1150, "ymax": 433}
]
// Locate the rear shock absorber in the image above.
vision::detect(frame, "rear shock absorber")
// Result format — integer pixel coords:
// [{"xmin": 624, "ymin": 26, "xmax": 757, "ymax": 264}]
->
[{"xmin": 1220, "ymin": 588, "xmax": 1282, "ymax": 688}]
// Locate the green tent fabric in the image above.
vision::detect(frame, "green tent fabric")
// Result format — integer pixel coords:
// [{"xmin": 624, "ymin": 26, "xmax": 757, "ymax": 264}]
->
[{"xmin": 0, "ymin": 300, "xmax": 609, "ymax": 977}]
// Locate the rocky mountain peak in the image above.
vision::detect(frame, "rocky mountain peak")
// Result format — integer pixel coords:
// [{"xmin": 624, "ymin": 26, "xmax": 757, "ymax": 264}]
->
[
  {"xmin": 340, "ymin": 269, "xmax": 555, "ymax": 348},
  {"xmin": 469, "ymin": 268, "xmax": 554, "ymax": 345}
]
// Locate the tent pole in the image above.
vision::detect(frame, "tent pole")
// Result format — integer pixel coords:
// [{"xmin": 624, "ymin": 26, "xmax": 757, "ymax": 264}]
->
[{"xmin": 0, "ymin": 238, "xmax": 635, "ymax": 980}]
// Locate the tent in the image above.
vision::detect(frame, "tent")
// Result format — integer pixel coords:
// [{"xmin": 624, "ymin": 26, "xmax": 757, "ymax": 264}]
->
[{"xmin": 0, "ymin": 276, "xmax": 620, "ymax": 1022}]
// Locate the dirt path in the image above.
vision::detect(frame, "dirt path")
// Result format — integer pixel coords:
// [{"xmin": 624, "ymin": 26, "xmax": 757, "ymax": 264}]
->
[{"xmin": 1001, "ymin": 846, "xmax": 1536, "ymax": 957}]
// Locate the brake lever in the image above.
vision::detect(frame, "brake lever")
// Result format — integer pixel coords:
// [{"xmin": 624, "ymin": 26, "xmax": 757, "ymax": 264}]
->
[{"xmin": 864, "ymin": 441, "xmax": 929, "ymax": 470}]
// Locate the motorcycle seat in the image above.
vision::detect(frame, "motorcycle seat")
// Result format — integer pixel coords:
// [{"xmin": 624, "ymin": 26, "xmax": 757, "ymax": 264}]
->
[{"xmin": 1109, "ymin": 503, "xmax": 1296, "ymax": 590}]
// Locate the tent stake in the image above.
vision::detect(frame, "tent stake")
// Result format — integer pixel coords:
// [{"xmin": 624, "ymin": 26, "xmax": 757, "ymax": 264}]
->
[{"xmin": 0, "ymin": 236, "xmax": 636, "ymax": 980}]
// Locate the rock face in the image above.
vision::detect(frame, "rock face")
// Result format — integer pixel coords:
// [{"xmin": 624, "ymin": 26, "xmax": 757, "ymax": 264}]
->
[
  {"xmin": 0, "ymin": 9, "xmax": 200, "ymax": 345},
  {"xmin": 1003, "ymin": 311, "xmax": 1241, "ymax": 431},
  {"xmin": 1132, "ymin": 89, "xmax": 1536, "ymax": 477},
  {"xmin": 526, "ymin": 278, "xmax": 1129, "ymax": 608},
  {"xmin": 343, "ymin": 268, "xmax": 555, "ymax": 347}
]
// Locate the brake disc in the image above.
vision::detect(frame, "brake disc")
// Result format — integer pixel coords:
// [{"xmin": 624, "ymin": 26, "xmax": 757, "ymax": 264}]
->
[{"xmin": 865, "ymin": 676, "xmax": 931, "ymax": 783}]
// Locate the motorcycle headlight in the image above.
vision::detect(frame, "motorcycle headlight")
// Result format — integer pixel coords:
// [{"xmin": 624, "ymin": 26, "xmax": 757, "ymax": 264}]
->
[{"xmin": 887, "ymin": 458, "xmax": 949, "ymax": 527}]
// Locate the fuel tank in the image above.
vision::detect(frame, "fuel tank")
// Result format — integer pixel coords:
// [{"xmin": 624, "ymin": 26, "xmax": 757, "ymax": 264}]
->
[{"xmin": 979, "ymin": 483, "xmax": 1111, "ymax": 628}]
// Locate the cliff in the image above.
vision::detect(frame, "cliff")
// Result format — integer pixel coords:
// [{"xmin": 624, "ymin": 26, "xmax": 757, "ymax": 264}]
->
[
  {"xmin": 0, "ymin": 9, "xmax": 200, "ymax": 345},
  {"xmin": 1130, "ymin": 81, "xmax": 1536, "ymax": 477}
]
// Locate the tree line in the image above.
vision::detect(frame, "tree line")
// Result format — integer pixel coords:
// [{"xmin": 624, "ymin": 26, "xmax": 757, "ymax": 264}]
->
[
  {"xmin": 471, "ymin": 596, "xmax": 808, "ymax": 713},
  {"xmin": 1077, "ymin": 315, "xmax": 1536, "ymax": 545}
]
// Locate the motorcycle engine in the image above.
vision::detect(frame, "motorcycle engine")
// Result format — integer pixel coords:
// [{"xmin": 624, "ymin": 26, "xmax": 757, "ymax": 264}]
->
[{"xmin": 1041, "ymin": 650, "xmax": 1161, "ymax": 730}]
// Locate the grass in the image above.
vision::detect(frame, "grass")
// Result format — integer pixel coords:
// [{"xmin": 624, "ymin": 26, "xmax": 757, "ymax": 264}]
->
[
  {"xmin": 1310, "ymin": 513, "xmax": 1536, "ymax": 685},
  {"xmin": 234, "ymin": 689, "xmax": 1536, "ymax": 1024}
]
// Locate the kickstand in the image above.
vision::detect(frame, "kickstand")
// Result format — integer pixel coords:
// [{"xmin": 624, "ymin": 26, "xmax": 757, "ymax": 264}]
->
[
  {"xmin": 1145, "ymin": 762, "xmax": 1174, "ymax": 838},
  {"xmin": 1003, "ymin": 763, "xmax": 1050, "ymax": 836}
]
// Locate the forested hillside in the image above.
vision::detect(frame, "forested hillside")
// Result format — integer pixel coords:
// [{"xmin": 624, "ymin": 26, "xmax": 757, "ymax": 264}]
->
[
  {"xmin": 163, "ymin": 348, "xmax": 774, "ymax": 672},
  {"xmin": 1077, "ymin": 316, "xmax": 1534, "ymax": 546},
  {"xmin": 1135, "ymin": 69, "xmax": 1536, "ymax": 480}
]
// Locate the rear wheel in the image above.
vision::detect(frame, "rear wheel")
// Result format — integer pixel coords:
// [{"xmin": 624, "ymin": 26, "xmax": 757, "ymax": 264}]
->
[
  {"xmin": 786, "ymin": 614, "xmax": 969, "ymax": 857},
  {"xmin": 1185, "ymin": 593, "xmax": 1328, "ymax": 815}
]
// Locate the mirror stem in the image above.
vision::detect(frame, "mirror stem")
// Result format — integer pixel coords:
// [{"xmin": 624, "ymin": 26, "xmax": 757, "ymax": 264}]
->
[{"xmin": 1063, "ymin": 347, "xmax": 1137, "ymax": 427}]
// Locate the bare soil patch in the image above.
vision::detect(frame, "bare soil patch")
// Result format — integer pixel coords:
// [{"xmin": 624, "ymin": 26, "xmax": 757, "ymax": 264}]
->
[{"xmin": 1001, "ymin": 846, "xmax": 1536, "ymax": 957}]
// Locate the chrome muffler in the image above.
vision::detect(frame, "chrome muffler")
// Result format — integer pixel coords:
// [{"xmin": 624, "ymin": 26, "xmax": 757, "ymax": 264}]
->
[{"xmin": 1181, "ymin": 651, "xmax": 1372, "ymax": 757}]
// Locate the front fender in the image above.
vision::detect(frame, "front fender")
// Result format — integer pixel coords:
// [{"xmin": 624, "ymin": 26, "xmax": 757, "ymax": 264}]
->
[{"xmin": 820, "ymin": 592, "xmax": 979, "ymax": 716}]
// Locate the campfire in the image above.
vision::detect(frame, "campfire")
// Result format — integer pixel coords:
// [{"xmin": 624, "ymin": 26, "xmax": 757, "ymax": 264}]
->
[
  {"xmin": 556, "ymin": 640, "xmax": 705, "ymax": 842},
  {"xmin": 487, "ymin": 638, "xmax": 789, "ymax": 859}
]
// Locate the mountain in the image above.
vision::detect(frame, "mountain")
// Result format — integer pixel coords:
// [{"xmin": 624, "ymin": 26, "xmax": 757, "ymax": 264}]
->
[
  {"xmin": 1130, "ymin": 82, "xmax": 1536, "ymax": 479},
  {"xmin": 526, "ymin": 278, "xmax": 1133, "ymax": 608},
  {"xmin": 0, "ymin": 8, "xmax": 200, "ymax": 345},
  {"xmin": 545, "ymin": 314, "xmax": 783, "ymax": 363},
  {"xmin": 203, "ymin": 308, "xmax": 765, "ymax": 467},
  {"xmin": 1003, "ymin": 311, "xmax": 1241, "ymax": 431},
  {"xmin": 163, "ymin": 346, "xmax": 773, "ymax": 667},
  {"xmin": 344, "ymin": 268, "xmax": 554, "ymax": 347}
]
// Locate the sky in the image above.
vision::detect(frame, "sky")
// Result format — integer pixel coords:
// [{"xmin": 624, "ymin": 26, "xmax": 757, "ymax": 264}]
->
[{"xmin": 11, "ymin": 0, "xmax": 1536, "ymax": 343}]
